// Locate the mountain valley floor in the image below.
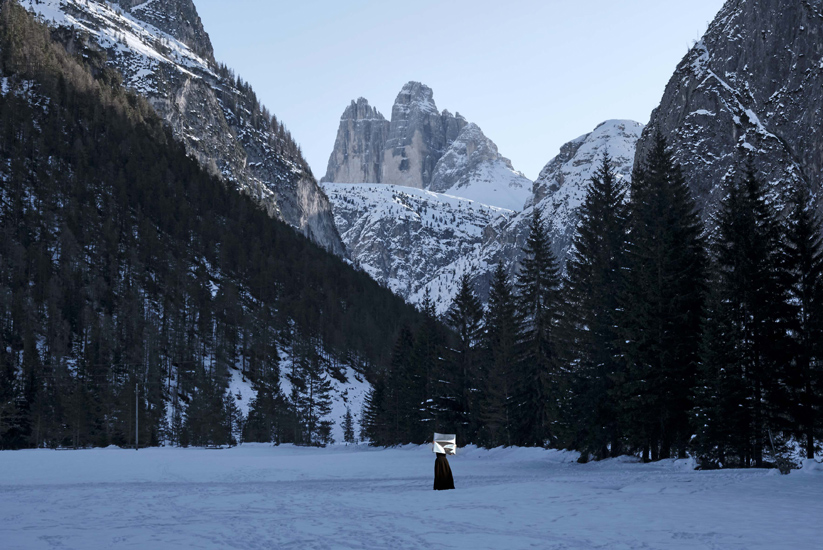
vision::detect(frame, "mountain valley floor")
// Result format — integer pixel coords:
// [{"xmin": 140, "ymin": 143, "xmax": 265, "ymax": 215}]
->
[{"xmin": 1, "ymin": 444, "xmax": 821, "ymax": 549}]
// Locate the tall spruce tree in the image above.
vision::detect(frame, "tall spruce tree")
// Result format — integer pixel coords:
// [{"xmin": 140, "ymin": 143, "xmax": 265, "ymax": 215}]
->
[
  {"xmin": 563, "ymin": 153, "xmax": 629, "ymax": 459},
  {"xmin": 382, "ymin": 325, "xmax": 416, "ymax": 444},
  {"xmin": 223, "ymin": 391, "xmax": 243, "ymax": 446},
  {"xmin": 410, "ymin": 290, "xmax": 446, "ymax": 443},
  {"xmin": 783, "ymin": 187, "xmax": 823, "ymax": 459},
  {"xmin": 514, "ymin": 208, "xmax": 562, "ymax": 447},
  {"xmin": 342, "ymin": 406, "xmax": 356, "ymax": 445},
  {"xmin": 697, "ymin": 162, "xmax": 789, "ymax": 467},
  {"xmin": 244, "ymin": 338, "xmax": 286, "ymax": 444},
  {"xmin": 479, "ymin": 263, "xmax": 520, "ymax": 448},
  {"xmin": 620, "ymin": 133, "xmax": 705, "ymax": 461},
  {"xmin": 445, "ymin": 274, "xmax": 484, "ymax": 443},
  {"xmin": 292, "ymin": 341, "xmax": 334, "ymax": 446},
  {"xmin": 361, "ymin": 376, "xmax": 388, "ymax": 445}
]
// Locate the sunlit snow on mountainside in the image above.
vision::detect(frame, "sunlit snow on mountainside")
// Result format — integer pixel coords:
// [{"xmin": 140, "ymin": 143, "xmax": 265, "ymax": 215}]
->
[
  {"xmin": 323, "ymin": 183, "xmax": 513, "ymax": 306},
  {"xmin": 24, "ymin": 0, "xmax": 214, "ymax": 93}
]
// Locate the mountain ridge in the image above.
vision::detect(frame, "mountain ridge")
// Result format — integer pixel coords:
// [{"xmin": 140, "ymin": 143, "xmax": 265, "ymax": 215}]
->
[{"xmin": 23, "ymin": 0, "xmax": 346, "ymax": 255}]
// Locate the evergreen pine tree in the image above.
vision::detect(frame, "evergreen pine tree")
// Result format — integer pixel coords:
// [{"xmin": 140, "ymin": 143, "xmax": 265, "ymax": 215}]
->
[
  {"xmin": 445, "ymin": 274, "xmax": 484, "ymax": 443},
  {"xmin": 243, "ymin": 340, "xmax": 284, "ymax": 444},
  {"xmin": 514, "ymin": 208, "xmax": 562, "ymax": 447},
  {"xmin": 697, "ymin": 162, "xmax": 788, "ymax": 467},
  {"xmin": 361, "ymin": 377, "xmax": 388, "ymax": 445},
  {"xmin": 292, "ymin": 341, "xmax": 334, "ymax": 446},
  {"xmin": 479, "ymin": 263, "xmax": 520, "ymax": 448},
  {"xmin": 620, "ymin": 133, "xmax": 705, "ymax": 461},
  {"xmin": 562, "ymin": 153, "xmax": 629, "ymax": 459},
  {"xmin": 342, "ymin": 406, "xmax": 356, "ymax": 445},
  {"xmin": 382, "ymin": 325, "xmax": 415, "ymax": 444},
  {"xmin": 409, "ymin": 290, "xmax": 446, "ymax": 443},
  {"xmin": 783, "ymin": 187, "xmax": 823, "ymax": 459},
  {"xmin": 223, "ymin": 391, "xmax": 242, "ymax": 446}
]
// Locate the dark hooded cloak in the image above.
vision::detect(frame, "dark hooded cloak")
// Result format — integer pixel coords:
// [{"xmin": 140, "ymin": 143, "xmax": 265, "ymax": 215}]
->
[{"xmin": 433, "ymin": 453, "xmax": 455, "ymax": 490}]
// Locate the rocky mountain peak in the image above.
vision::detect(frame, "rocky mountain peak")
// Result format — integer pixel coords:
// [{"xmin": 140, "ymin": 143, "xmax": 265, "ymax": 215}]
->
[
  {"xmin": 392, "ymin": 81, "xmax": 438, "ymax": 115},
  {"xmin": 111, "ymin": 0, "xmax": 215, "ymax": 63},
  {"xmin": 635, "ymin": 0, "xmax": 823, "ymax": 219},
  {"xmin": 380, "ymin": 81, "xmax": 467, "ymax": 188},
  {"xmin": 324, "ymin": 82, "xmax": 475, "ymax": 189},
  {"xmin": 322, "ymin": 97, "xmax": 390, "ymax": 184},
  {"xmin": 341, "ymin": 97, "xmax": 385, "ymax": 122}
]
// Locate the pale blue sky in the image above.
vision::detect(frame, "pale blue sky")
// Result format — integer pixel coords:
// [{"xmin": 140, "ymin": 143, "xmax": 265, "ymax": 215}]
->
[{"xmin": 195, "ymin": 0, "xmax": 726, "ymax": 180}]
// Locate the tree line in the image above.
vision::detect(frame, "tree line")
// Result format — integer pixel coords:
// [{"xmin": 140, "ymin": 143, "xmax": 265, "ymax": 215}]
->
[{"xmin": 363, "ymin": 136, "xmax": 823, "ymax": 467}]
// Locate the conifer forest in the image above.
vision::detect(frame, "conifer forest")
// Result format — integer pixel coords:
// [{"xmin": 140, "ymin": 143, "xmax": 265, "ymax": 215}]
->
[{"xmin": 0, "ymin": 0, "xmax": 821, "ymax": 473}]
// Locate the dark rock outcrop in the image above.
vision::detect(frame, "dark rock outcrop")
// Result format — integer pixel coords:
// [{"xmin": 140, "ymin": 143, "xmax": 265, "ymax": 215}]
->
[{"xmin": 635, "ymin": 0, "xmax": 823, "ymax": 219}]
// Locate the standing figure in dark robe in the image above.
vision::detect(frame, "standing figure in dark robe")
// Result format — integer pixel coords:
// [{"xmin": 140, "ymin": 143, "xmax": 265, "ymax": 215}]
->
[{"xmin": 434, "ymin": 452, "xmax": 455, "ymax": 490}]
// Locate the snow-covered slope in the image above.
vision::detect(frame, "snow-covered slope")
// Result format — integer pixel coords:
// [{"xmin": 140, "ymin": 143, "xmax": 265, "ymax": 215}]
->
[
  {"xmin": 526, "ymin": 119, "xmax": 643, "ymax": 261},
  {"xmin": 322, "ymin": 183, "xmax": 513, "ymax": 305},
  {"xmin": 22, "ymin": 0, "xmax": 345, "ymax": 255},
  {"xmin": 429, "ymin": 122, "xmax": 532, "ymax": 211}
]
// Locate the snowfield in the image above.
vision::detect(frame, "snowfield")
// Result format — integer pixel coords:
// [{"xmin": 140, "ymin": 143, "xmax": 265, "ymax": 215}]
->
[{"xmin": 1, "ymin": 445, "xmax": 821, "ymax": 549}]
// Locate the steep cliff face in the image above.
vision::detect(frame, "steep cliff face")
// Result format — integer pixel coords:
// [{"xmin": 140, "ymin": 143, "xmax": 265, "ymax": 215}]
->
[
  {"xmin": 635, "ymin": 0, "xmax": 823, "ymax": 219},
  {"xmin": 321, "ymin": 98, "xmax": 390, "ymax": 184},
  {"xmin": 380, "ymin": 82, "xmax": 467, "ymax": 189},
  {"xmin": 25, "ymin": 0, "xmax": 345, "ymax": 255},
  {"xmin": 429, "ymin": 123, "xmax": 532, "ymax": 211},
  {"xmin": 323, "ymin": 82, "xmax": 528, "ymax": 210}
]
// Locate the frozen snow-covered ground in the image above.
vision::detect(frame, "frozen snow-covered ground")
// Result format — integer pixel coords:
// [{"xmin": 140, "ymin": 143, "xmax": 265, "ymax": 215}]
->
[{"xmin": 1, "ymin": 444, "xmax": 821, "ymax": 549}]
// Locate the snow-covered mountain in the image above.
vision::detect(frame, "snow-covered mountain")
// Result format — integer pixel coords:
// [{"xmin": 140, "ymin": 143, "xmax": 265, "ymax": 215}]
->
[
  {"xmin": 323, "ymin": 118, "xmax": 642, "ymax": 312},
  {"xmin": 636, "ymin": 0, "xmax": 823, "ymax": 220},
  {"xmin": 412, "ymin": 120, "xmax": 644, "ymax": 311},
  {"xmin": 23, "ymin": 0, "xmax": 345, "ymax": 255},
  {"xmin": 526, "ymin": 119, "xmax": 643, "ymax": 262},
  {"xmin": 322, "ymin": 183, "xmax": 514, "ymax": 304},
  {"xmin": 321, "ymin": 82, "xmax": 551, "ymax": 310}
]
